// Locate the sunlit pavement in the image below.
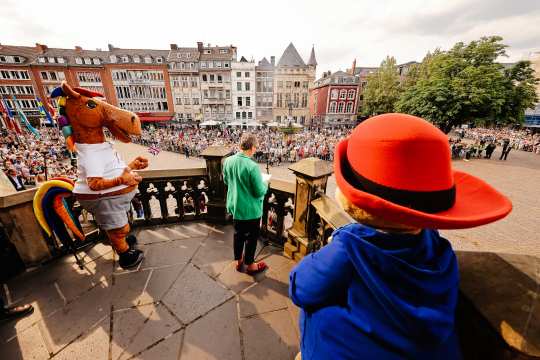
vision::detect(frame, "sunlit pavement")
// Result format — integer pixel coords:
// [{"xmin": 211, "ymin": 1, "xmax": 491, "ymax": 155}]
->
[{"xmin": 0, "ymin": 223, "xmax": 299, "ymax": 359}]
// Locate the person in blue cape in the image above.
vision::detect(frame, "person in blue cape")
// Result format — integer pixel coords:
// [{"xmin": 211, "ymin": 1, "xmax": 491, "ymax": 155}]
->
[{"xmin": 289, "ymin": 113, "xmax": 512, "ymax": 360}]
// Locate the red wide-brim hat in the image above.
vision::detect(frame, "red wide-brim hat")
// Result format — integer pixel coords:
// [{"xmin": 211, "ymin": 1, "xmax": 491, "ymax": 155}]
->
[{"xmin": 335, "ymin": 114, "xmax": 512, "ymax": 229}]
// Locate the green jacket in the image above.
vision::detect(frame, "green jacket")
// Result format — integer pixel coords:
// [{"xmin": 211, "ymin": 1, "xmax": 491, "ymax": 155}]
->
[{"xmin": 223, "ymin": 152, "xmax": 268, "ymax": 220}]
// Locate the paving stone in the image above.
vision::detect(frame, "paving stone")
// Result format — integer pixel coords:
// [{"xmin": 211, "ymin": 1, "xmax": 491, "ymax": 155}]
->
[
  {"xmin": 0, "ymin": 323, "xmax": 49, "ymax": 360},
  {"xmin": 239, "ymin": 277, "xmax": 289, "ymax": 318},
  {"xmin": 216, "ymin": 263, "xmax": 256, "ymax": 295},
  {"xmin": 38, "ymin": 280, "xmax": 112, "ymax": 353},
  {"xmin": 162, "ymin": 264, "xmax": 233, "ymax": 324},
  {"xmin": 258, "ymin": 253, "xmax": 294, "ymax": 274},
  {"xmin": 135, "ymin": 330, "xmax": 183, "ymax": 360},
  {"xmin": 135, "ymin": 227, "xmax": 175, "ymax": 244},
  {"xmin": 136, "ymin": 238, "xmax": 202, "ymax": 270},
  {"xmin": 241, "ymin": 309, "xmax": 299, "ymax": 360},
  {"xmin": 192, "ymin": 241, "xmax": 233, "ymax": 278},
  {"xmin": 112, "ymin": 303, "xmax": 182, "ymax": 360},
  {"xmin": 53, "ymin": 316, "xmax": 110, "ymax": 360},
  {"xmin": 180, "ymin": 299, "xmax": 241, "ymax": 360}
]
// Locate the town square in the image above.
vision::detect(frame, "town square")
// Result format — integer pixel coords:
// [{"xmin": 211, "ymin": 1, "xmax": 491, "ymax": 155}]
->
[{"xmin": 0, "ymin": 0, "xmax": 539, "ymax": 359}]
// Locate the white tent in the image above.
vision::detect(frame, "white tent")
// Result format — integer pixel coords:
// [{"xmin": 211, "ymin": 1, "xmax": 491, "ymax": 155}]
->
[
  {"xmin": 227, "ymin": 120, "xmax": 243, "ymax": 127},
  {"xmin": 200, "ymin": 120, "xmax": 218, "ymax": 127},
  {"xmin": 267, "ymin": 122, "xmax": 280, "ymax": 127},
  {"xmin": 292, "ymin": 123, "xmax": 303, "ymax": 128}
]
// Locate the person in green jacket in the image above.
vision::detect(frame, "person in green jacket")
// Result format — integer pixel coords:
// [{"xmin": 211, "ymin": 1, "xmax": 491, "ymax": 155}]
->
[{"xmin": 223, "ymin": 133, "xmax": 269, "ymax": 275}]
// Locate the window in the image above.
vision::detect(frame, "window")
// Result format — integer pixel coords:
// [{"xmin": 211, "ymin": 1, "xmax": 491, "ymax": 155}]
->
[
  {"xmin": 192, "ymin": 98, "xmax": 199, "ymax": 105},
  {"xmin": 191, "ymin": 77, "xmax": 197, "ymax": 87},
  {"xmin": 329, "ymin": 101, "xmax": 337, "ymax": 113},
  {"xmin": 237, "ymin": 97, "xmax": 242, "ymax": 106},
  {"xmin": 248, "ymin": 112, "xmax": 252, "ymax": 119},
  {"xmin": 92, "ymin": 58, "xmax": 100, "ymax": 65},
  {"xmin": 339, "ymin": 90, "xmax": 347, "ymax": 99},
  {"xmin": 75, "ymin": 57, "xmax": 83, "ymax": 64},
  {"xmin": 47, "ymin": 57, "xmax": 55, "ymax": 63},
  {"xmin": 286, "ymin": 81, "xmax": 292, "ymax": 88},
  {"xmin": 110, "ymin": 55, "xmax": 117, "ymax": 63},
  {"xmin": 346, "ymin": 102, "xmax": 353, "ymax": 113},
  {"xmin": 218, "ymin": 75, "xmax": 222, "ymax": 83},
  {"xmin": 40, "ymin": 71, "xmax": 48, "ymax": 80},
  {"xmin": 348, "ymin": 90, "xmax": 355, "ymax": 99},
  {"xmin": 202, "ymin": 74, "xmax": 207, "ymax": 82},
  {"xmin": 246, "ymin": 97, "xmax": 251, "ymax": 106},
  {"xmin": 176, "ymin": 97, "xmax": 182, "ymax": 105},
  {"xmin": 210, "ymin": 74, "xmax": 215, "ymax": 82},
  {"xmin": 224, "ymin": 62, "xmax": 230, "ymax": 68},
  {"xmin": 236, "ymin": 112, "xmax": 241, "ymax": 119},
  {"xmin": 294, "ymin": 81, "xmax": 300, "ymax": 88},
  {"xmin": 301, "ymin": 93, "xmax": 308, "ymax": 107},
  {"xmin": 220, "ymin": 49, "xmax": 229, "ymax": 54},
  {"xmin": 237, "ymin": 82, "xmax": 242, "ymax": 91},
  {"xmin": 276, "ymin": 115, "xmax": 281, "ymax": 122},
  {"xmin": 276, "ymin": 93, "xmax": 283, "ymax": 107},
  {"xmin": 122, "ymin": 55, "xmax": 130, "ymax": 63},
  {"xmin": 337, "ymin": 102, "xmax": 344, "ymax": 113},
  {"xmin": 204, "ymin": 49, "xmax": 211, "ymax": 54},
  {"xmin": 133, "ymin": 55, "xmax": 141, "ymax": 63},
  {"xmin": 215, "ymin": 61, "xmax": 221, "ymax": 68},
  {"xmin": 38, "ymin": 56, "xmax": 46, "ymax": 63},
  {"xmin": 303, "ymin": 81, "xmax": 308, "ymax": 88},
  {"xmin": 236, "ymin": 72, "xmax": 241, "ymax": 78},
  {"xmin": 330, "ymin": 89, "xmax": 338, "ymax": 100},
  {"xmin": 245, "ymin": 72, "xmax": 250, "ymax": 78},
  {"xmin": 242, "ymin": 111, "xmax": 246, "ymax": 119},
  {"xmin": 84, "ymin": 57, "xmax": 92, "ymax": 64},
  {"xmin": 245, "ymin": 82, "xmax": 250, "ymax": 91},
  {"xmin": 277, "ymin": 81, "xmax": 283, "ymax": 88},
  {"xmin": 144, "ymin": 56, "xmax": 152, "ymax": 63},
  {"xmin": 200, "ymin": 61, "xmax": 207, "ymax": 68},
  {"xmin": 225, "ymin": 90, "xmax": 230, "ymax": 99},
  {"xmin": 156, "ymin": 57, "xmax": 163, "ymax": 63},
  {"xmin": 184, "ymin": 96, "xmax": 190, "ymax": 105}
]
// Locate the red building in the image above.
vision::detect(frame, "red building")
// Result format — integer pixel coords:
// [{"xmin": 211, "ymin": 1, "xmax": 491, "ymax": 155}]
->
[{"xmin": 309, "ymin": 70, "xmax": 359, "ymax": 128}]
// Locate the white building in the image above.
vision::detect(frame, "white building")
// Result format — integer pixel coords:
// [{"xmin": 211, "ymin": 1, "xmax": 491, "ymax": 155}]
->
[{"xmin": 231, "ymin": 57, "xmax": 256, "ymax": 124}]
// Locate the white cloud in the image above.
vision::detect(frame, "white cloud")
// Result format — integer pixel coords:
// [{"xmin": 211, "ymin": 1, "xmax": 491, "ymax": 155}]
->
[{"xmin": 1, "ymin": 0, "xmax": 539, "ymax": 75}]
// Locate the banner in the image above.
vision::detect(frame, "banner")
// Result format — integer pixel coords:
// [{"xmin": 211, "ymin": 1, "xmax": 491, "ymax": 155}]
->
[
  {"xmin": 37, "ymin": 97, "xmax": 54, "ymax": 125},
  {"xmin": 12, "ymin": 95, "xmax": 40, "ymax": 138}
]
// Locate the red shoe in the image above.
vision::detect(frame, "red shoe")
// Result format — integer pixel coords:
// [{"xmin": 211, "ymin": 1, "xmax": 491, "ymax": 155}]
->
[
  {"xmin": 236, "ymin": 256, "xmax": 244, "ymax": 272},
  {"xmin": 246, "ymin": 261, "xmax": 268, "ymax": 276}
]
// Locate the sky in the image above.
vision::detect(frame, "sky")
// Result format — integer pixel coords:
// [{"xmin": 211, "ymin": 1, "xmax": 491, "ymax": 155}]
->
[{"xmin": 1, "ymin": 0, "xmax": 539, "ymax": 77}]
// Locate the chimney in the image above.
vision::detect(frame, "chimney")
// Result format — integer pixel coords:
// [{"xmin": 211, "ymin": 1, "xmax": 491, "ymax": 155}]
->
[
  {"xmin": 108, "ymin": 44, "xmax": 115, "ymax": 51},
  {"xmin": 74, "ymin": 46, "xmax": 83, "ymax": 53},
  {"xmin": 270, "ymin": 56, "xmax": 275, "ymax": 66},
  {"xmin": 350, "ymin": 58, "xmax": 356, "ymax": 75},
  {"xmin": 197, "ymin": 42, "xmax": 203, "ymax": 52},
  {"xmin": 170, "ymin": 43, "xmax": 178, "ymax": 50},
  {"xmin": 35, "ymin": 43, "xmax": 48, "ymax": 54}
]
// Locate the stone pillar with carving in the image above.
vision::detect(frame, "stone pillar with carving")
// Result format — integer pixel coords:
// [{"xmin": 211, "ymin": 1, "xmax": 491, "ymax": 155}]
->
[
  {"xmin": 284, "ymin": 157, "xmax": 333, "ymax": 261},
  {"xmin": 201, "ymin": 146, "xmax": 233, "ymax": 223}
]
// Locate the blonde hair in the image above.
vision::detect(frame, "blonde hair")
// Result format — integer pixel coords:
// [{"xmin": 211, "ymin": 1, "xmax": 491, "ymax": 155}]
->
[{"xmin": 335, "ymin": 188, "xmax": 421, "ymax": 235}]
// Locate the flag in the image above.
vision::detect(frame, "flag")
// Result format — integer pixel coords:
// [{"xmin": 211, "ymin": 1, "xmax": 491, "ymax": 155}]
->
[
  {"xmin": 148, "ymin": 144, "xmax": 161, "ymax": 156},
  {"xmin": 12, "ymin": 95, "xmax": 40, "ymax": 138},
  {"xmin": 37, "ymin": 97, "xmax": 54, "ymax": 125},
  {"xmin": 1, "ymin": 98, "xmax": 20, "ymax": 133}
]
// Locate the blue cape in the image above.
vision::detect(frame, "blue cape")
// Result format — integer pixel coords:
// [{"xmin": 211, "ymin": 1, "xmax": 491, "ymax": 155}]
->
[{"xmin": 289, "ymin": 223, "xmax": 461, "ymax": 360}]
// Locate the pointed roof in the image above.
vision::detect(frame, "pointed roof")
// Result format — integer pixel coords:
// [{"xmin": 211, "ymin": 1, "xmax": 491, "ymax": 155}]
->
[
  {"xmin": 307, "ymin": 45, "xmax": 317, "ymax": 66},
  {"xmin": 277, "ymin": 42, "xmax": 306, "ymax": 67},
  {"xmin": 239, "ymin": 56, "xmax": 248, "ymax": 62},
  {"xmin": 258, "ymin": 57, "xmax": 270, "ymax": 66}
]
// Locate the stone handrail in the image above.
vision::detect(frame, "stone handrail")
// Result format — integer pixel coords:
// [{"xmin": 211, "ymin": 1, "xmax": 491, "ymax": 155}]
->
[{"xmin": 261, "ymin": 178, "xmax": 296, "ymax": 245}]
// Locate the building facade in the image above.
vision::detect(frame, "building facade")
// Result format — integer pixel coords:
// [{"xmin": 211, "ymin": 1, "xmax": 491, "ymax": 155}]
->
[
  {"xmin": 310, "ymin": 71, "xmax": 359, "ymax": 128},
  {"xmin": 198, "ymin": 43, "xmax": 236, "ymax": 123},
  {"xmin": 255, "ymin": 57, "xmax": 274, "ymax": 124},
  {"xmin": 273, "ymin": 43, "xmax": 316, "ymax": 125},
  {"xmin": 167, "ymin": 44, "xmax": 201, "ymax": 122},
  {"xmin": 231, "ymin": 57, "xmax": 256, "ymax": 123}
]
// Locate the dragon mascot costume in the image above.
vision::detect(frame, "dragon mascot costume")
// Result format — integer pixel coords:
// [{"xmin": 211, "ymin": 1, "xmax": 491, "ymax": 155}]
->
[{"xmin": 34, "ymin": 81, "xmax": 147, "ymax": 269}]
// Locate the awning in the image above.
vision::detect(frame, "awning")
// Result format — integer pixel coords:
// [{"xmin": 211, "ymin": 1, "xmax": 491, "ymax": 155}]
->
[
  {"xmin": 200, "ymin": 120, "xmax": 219, "ymax": 126},
  {"xmin": 139, "ymin": 116, "xmax": 173, "ymax": 122}
]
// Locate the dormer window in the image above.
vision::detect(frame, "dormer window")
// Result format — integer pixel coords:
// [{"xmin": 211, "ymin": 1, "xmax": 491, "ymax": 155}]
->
[
  {"xmin": 47, "ymin": 57, "xmax": 55, "ymax": 63},
  {"xmin": 13, "ymin": 56, "xmax": 21, "ymax": 63},
  {"xmin": 204, "ymin": 49, "xmax": 211, "ymax": 54},
  {"xmin": 109, "ymin": 55, "xmax": 117, "ymax": 63},
  {"xmin": 121, "ymin": 55, "xmax": 130, "ymax": 63},
  {"xmin": 84, "ymin": 57, "xmax": 92, "ymax": 65},
  {"xmin": 92, "ymin": 58, "xmax": 100, "ymax": 65},
  {"xmin": 0, "ymin": 56, "xmax": 6, "ymax": 62},
  {"xmin": 75, "ymin": 57, "xmax": 82, "ymax": 64},
  {"xmin": 57, "ymin": 57, "xmax": 65, "ymax": 64},
  {"xmin": 144, "ymin": 56, "xmax": 152, "ymax": 63},
  {"xmin": 156, "ymin": 57, "xmax": 163, "ymax": 63},
  {"xmin": 219, "ymin": 49, "xmax": 228, "ymax": 54},
  {"xmin": 133, "ymin": 55, "xmax": 141, "ymax": 63}
]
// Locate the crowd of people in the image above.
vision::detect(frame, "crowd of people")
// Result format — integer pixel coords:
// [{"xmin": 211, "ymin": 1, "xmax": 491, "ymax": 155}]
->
[
  {"xmin": 2, "ymin": 123, "xmax": 539, "ymax": 193},
  {"xmin": 1, "ymin": 128, "xmax": 76, "ymax": 190},
  {"xmin": 134, "ymin": 125, "xmax": 352, "ymax": 165}
]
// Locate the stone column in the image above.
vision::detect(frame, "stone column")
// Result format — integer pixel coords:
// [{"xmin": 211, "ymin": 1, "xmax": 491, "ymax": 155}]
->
[
  {"xmin": 201, "ymin": 146, "xmax": 233, "ymax": 223},
  {"xmin": 284, "ymin": 157, "xmax": 333, "ymax": 261}
]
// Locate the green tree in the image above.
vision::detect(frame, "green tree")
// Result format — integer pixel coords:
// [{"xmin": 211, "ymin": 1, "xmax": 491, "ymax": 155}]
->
[
  {"xmin": 362, "ymin": 56, "xmax": 401, "ymax": 116},
  {"xmin": 396, "ymin": 36, "xmax": 538, "ymax": 133}
]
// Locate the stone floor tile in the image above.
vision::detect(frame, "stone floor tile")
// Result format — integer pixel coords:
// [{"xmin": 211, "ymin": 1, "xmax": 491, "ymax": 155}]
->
[
  {"xmin": 239, "ymin": 277, "xmax": 289, "ymax": 318},
  {"xmin": 38, "ymin": 280, "xmax": 112, "ymax": 354},
  {"xmin": 136, "ymin": 238, "xmax": 202, "ymax": 270},
  {"xmin": 180, "ymin": 299, "xmax": 241, "ymax": 360},
  {"xmin": 216, "ymin": 263, "xmax": 256, "ymax": 295},
  {"xmin": 258, "ymin": 253, "xmax": 294, "ymax": 273},
  {"xmin": 112, "ymin": 270, "xmax": 154, "ymax": 309},
  {"xmin": 192, "ymin": 242, "xmax": 233, "ymax": 278},
  {"xmin": 241, "ymin": 309, "xmax": 299, "ymax": 360},
  {"xmin": 135, "ymin": 330, "xmax": 183, "ymax": 360},
  {"xmin": 0, "ymin": 323, "xmax": 50, "ymax": 360},
  {"xmin": 112, "ymin": 303, "xmax": 181, "ymax": 360},
  {"xmin": 134, "ymin": 227, "xmax": 175, "ymax": 244},
  {"xmin": 53, "ymin": 316, "xmax": 110, "ymax": 360},
  {"xmin": 162, "ymin": 264, "xmax": 233, "ymax": 324}
]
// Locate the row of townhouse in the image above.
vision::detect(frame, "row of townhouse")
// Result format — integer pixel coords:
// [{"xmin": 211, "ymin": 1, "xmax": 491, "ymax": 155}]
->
[{"xmin": 0, "ymin": 41, "xmax": 319, "ymax": 126}]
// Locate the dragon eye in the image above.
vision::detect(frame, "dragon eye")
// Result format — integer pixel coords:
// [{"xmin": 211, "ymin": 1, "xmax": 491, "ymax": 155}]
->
[{"xmin": 86, "ymin": 100, "xmax": 97, "ymax": 109}]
